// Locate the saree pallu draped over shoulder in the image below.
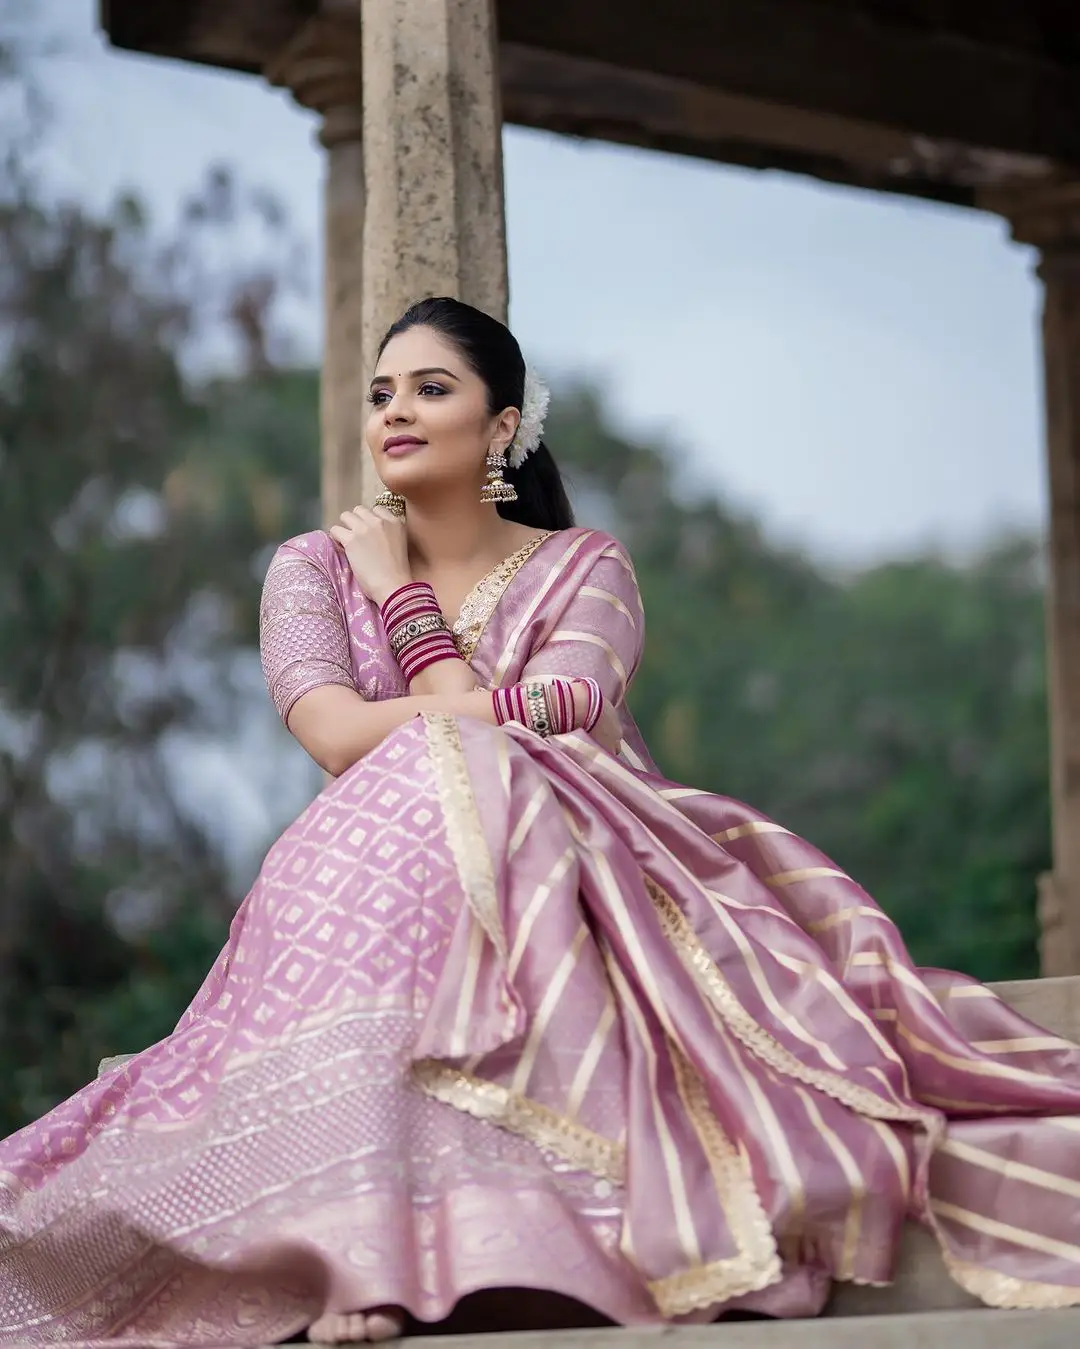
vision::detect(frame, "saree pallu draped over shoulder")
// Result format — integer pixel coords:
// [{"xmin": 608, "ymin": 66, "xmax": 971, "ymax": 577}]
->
[{"xmin": 1, "ymin": 526, "xmax": 1080, "ymax": 1346}]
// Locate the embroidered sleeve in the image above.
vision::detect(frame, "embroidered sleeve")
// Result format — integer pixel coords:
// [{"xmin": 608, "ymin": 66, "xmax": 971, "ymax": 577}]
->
[
  {"xmin": 259, "ymin": 551, "xmax": 359, "ymax": 724},
  {"xmin": 521, "ymin": 542, "xmax": 646, "ymax": 706}
]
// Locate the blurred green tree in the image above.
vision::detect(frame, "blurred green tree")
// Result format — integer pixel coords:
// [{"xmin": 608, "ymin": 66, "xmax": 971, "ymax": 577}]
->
[{"xmin": 0, "ymin": 34, "xmax": 321, "ymax": 1124}]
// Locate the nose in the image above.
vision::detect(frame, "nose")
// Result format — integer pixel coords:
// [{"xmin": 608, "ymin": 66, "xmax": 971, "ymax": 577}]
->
[{"xmin": 383, "ymin": 390, "xmax": 415, "ymax": 425}]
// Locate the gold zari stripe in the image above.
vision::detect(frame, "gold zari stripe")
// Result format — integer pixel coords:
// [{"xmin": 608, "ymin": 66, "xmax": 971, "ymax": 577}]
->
[{"xmin": 643, "ymin": 877, "xmax": 940, "ymax": 1134}]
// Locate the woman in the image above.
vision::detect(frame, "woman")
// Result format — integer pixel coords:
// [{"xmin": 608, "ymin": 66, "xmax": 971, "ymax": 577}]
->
[{"xmin": 2, "ymin": 297, "xmax": 1080, "ymax": 1346}]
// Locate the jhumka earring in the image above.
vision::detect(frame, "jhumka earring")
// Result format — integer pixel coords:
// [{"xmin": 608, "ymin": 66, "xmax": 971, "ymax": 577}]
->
[
  {"xmin": 372, "ymin": 491, "xmax": 406, "ymax": 518},
  {"xmin": 479, "ymin": 448, "xmax": 518, "ymax": 505}
]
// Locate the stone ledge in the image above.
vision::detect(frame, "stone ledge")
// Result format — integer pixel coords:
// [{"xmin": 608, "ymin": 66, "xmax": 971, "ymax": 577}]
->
[
  {"xmin": 828, "ymin": 1223, "xmax": 979, "ymax": 1317},
  {"xmin": 338, "ymin": 1308, "xmax": 1080, "ymax": 1348},
  {"xmin": 11, "ymin": 1309, "xmax": 1077, "ymax": 1348},
  {"xmin": 992, "ymin": 975, "xmax": 1080, "ymax": 1042}
]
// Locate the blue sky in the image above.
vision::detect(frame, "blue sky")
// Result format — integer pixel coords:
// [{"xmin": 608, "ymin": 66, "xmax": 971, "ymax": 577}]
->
[{"xmin": 40, "ymin": 0, "xmax": 1046, "ymax": 564}]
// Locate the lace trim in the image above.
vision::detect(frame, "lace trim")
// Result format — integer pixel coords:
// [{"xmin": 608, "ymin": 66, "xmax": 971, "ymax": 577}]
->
[
  {"xmin": 938, "ymin": 1247, "xmax": 1080, "ymax": 1310},
  {"xmin": 648, "ymin": 1257, "xmax": 779, "ymax": 1319},
  {"xmin": 423, "ymin": 713, "xmax": 507, "ymax": 957},
  {"xmin": 411, "ymin": 1060, "xmax": 625, "ymax": 1184},
  {"xmin": 452, "ymin": 533, "xmax": 552, "ymax": 661},
  {"xmin": 647, "ymin": 1045, "xmax": 781, "ymax": 1316},
  {"xmin": 643, "ymin": 876, "xmax": 941, "ymax": 1136}
]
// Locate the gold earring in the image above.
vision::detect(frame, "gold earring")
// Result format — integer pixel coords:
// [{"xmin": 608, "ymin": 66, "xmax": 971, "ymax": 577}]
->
[
  {"xmin": 373, "ymin": 490, "xmax": 406, "ymax": 518},
  {"xmin": 479, "ymin": 449, "xmax": 517, "ymax": 504}
]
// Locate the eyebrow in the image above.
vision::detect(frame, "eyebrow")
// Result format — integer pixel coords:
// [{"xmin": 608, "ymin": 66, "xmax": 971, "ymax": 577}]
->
[{"xmin": 369, "ymin": 366, "xmax": 460, "ymax": 390}]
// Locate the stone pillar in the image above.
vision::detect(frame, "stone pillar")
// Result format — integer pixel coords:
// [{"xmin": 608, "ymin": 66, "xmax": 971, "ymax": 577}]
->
[
  {"xmin": 268, "ymin": 0, "xmax": 509, "ymax": 520},
  {"xmin": 990, "ymin": 180, "xmax": 1080, "ymax": 975},
  {"xmin": 360, "ymin": 0, "xmax": 509, "ymax": 381},
  {"xmin": 267, "ymin": 6, "xmax": 371, "ymax": 522}
]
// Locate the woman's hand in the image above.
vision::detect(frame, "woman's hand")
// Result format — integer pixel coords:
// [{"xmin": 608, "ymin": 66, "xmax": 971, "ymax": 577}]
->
[
  {"xmin": 329, "ymin": 505, "xmax": 411, "ymax": 607},
  {"xmin": 588, "ymin": 698, "xmax": 624, "ymax": 755},
  {"xmin": 562, "ymin": 679, "xmax": 622, "ymax": 755}
]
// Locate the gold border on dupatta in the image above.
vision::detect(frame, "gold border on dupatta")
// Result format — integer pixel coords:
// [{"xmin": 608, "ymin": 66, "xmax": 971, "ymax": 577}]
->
[
  {"xmin": 423, "ymin": 712, "xmax": 507, "ymax": 956},
  {"xmin": 411, "ymin": 1059, "xmax": 625, "ymax": 1184},
  {"xmin": 594, "ymin": 895, "xmax": 784, "ymax": 1316},
  {"xmin": 417, "ymin": 713, "xmax": 626, "ymax": 1185},
  {"xmin": 646, "ymin": 1045, "xmax": 782, "ymax": 1317},
  {"xmin": 936, "ymin": 1246, "xmax": 1080, "ymax": 1310},
  {"xmin": 641, "ymin": 876, "xmax": 941, "ymax": 1135},
  {"xmin": 452, "ymin": 533, "xmax": 553, "ymax": 662}
]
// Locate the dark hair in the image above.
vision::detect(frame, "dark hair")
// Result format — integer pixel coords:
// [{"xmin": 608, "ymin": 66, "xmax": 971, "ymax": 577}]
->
[{"xmin": 376, "ymin": 296, "xmax": 574, "ymax": 532}]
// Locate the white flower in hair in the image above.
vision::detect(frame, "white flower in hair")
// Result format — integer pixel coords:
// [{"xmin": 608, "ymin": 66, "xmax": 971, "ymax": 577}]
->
[{"xmin": 508, "ymin": 366, "xmax": 550, "ymax": 469}]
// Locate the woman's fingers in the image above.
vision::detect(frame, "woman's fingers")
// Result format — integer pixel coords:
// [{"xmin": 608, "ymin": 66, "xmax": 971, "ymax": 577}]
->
[{"xmin": 340, "ymin": 504, "xmax": 400, "ymax": 531}]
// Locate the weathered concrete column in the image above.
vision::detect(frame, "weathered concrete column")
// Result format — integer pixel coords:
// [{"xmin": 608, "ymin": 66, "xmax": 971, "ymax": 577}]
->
[
  {"xmin": 988, "ymin": 179, "xmax": 1080, "ymax": 975},
  {"xmin": 360, "ymin": 0, "xmax": 509, "ymax": 381},
  {"xmin": 267, "ymin": 6, "xmax": 372, "ymax": 521}
]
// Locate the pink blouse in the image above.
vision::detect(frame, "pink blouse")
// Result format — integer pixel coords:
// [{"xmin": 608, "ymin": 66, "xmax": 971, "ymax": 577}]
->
[{"xmin": 259, "ymin": 526, "xmax": 653, "ymax": 768}]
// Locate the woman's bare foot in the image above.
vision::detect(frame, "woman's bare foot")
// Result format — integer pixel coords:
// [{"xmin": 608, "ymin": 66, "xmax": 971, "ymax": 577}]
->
[{"xmin": 306, "ymin": 1307, "xmax": 404, "ymax": 1344}]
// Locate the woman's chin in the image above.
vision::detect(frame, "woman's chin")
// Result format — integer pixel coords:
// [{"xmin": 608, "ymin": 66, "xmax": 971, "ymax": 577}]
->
[
  {"xmin": 374, "ymin": 467, "xmax": 418, "ymax": 496},
  {"xmin": 377, "ymin": 464, "xmax": 456, "ymax": 500}
]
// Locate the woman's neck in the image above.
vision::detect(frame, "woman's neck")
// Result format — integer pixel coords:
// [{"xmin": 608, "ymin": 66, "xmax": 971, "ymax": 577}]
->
[{"xmin": 403, "ymin": 496, "xmax": 520, "ymax": 570}]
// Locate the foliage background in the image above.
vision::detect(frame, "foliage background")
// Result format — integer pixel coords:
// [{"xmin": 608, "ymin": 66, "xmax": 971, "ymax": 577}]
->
[{"xmin": 0, "ymin": 20, "xmax": 1050, "ymax": 1133}]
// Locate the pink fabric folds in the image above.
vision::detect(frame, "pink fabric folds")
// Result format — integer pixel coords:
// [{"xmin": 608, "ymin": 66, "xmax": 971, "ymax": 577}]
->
[{"xmin": 1, "ymin": 526, "xmax": 1079, "ymax": 1346}]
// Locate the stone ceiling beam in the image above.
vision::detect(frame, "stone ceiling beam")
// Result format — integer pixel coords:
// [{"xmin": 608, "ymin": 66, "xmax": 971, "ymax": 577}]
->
[
  {"xmin": 100, "ymin": 0, "xmax": 1080, "ymax": 203},
  {"xmin": 499, "ymin": 0, "xmax": 1080, "ymax": 171},
  {"xmin": 499, "ymin": 45, "xmax": 1056, "ymax": 210}
]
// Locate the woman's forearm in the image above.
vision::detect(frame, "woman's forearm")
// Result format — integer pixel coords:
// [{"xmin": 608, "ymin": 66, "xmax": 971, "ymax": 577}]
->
[
  {"xmin": 406, "ymin": 654, "xmax": 481, "ymax": 697},
  {"xmin": 288, "ymin": 685, "xmax": 497, "ymax": 776},
  {"xmin": 288, "ymin": 670, "xmax": 607, "ymax": 778}
]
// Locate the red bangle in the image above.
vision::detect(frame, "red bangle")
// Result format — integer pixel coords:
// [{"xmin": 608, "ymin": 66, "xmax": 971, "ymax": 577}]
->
[
  {"xmin": 400, "ymin": 635, "xmax": 461, "ymax": 682},
  {"xmin": 381, "ymin": 581, "xmax": 439, "ymax": 631},
  {"xmin": 574, "ymin": 678, "xmax": 604, "ymax": 732},
  {"xmin": 492, "ymin": 677, "xmax": 600, "ymax": 736},
  {"xmin": 381, "ymin": 582, "xmax": 464, "ymax": 683}
]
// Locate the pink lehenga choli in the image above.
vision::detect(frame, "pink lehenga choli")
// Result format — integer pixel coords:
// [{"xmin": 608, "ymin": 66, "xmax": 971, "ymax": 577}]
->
[{"xmin": 3, "ymin": 525, "xmax": 1080, "ymax": 1345}]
